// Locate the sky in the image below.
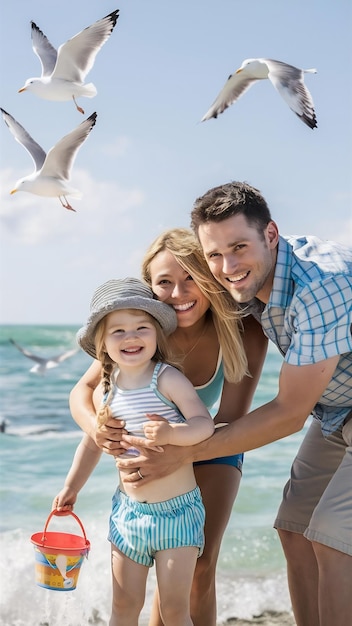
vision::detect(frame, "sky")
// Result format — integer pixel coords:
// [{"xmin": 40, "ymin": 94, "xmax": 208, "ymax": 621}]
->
[{"xmin": 0, "ymin": 0, "xmax": 351, "ymax": 324}]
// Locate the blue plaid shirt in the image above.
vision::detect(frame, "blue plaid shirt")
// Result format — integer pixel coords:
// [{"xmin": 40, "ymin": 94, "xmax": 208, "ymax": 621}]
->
[{"xmin": 248, "ymin": 235, "xmax": 352, "ymax": 436}]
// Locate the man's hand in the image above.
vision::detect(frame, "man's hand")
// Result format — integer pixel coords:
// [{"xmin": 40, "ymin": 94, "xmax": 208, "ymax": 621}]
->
[
  {"xmin": 117, "ymin": 437, "xmax": 190, "ymax": 485},
  {"xmin": 95, "ymin": 418, "xmax": 127, "ymax": 456}
]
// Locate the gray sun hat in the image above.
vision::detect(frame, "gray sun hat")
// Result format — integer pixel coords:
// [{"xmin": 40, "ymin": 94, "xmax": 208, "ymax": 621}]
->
[{"xmin": 77, "ymin": 277, "xmax": 177, "ymax": 358}]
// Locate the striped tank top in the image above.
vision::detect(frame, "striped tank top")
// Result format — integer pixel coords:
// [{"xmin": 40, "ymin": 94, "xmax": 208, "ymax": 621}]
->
[{"xmin": 109, "ymin": 361, "xmax": 186, "ymax": 456}]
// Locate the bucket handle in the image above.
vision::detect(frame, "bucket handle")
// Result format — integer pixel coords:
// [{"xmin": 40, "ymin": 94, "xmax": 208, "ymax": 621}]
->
[{"xmin": 40, "ymin": 510, "xmax": 89, "ymax": 547}]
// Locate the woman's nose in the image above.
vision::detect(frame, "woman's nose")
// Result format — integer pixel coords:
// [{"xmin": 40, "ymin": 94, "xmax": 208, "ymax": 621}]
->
[{"xmin": 171, "ymin": 282, "xmax": 186, "ymax": 298}]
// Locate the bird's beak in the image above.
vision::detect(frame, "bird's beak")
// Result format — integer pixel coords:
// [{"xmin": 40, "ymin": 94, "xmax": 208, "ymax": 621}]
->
[
  {"xmin": 18, "ymin": 87, "xmax": 26, "ymax": 93},
  {"xmin": 236, "ymin": 68, "xmax": 242, "ymax": 74},
  {"xmin": 10, "ymin": 189, "xmax": 18, "ymax": 195}
]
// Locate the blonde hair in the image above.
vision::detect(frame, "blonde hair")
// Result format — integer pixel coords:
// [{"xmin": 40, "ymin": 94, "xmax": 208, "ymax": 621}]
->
[
  {"xmin": 142, "ymin": 228, "xmax": 248, "ymax": 383},
  {"xmin": 94, "ymin": 308, "xmax": 181, "ymax": 428}
]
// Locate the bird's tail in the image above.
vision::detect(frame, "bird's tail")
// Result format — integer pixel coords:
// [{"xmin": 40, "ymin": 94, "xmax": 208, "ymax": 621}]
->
[
  {"xmin": 82, "ymin": 83, "xmax": 98, "ymax": 97},
  {"xmin": 304, "ymin": 68, "xmax": 317, "ymax": 74}
]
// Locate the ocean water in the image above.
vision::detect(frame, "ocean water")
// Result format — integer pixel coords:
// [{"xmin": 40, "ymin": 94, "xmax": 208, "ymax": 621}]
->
[{"xmin": 0, "ymin": 325, "xmax": 304, "ymax": 625}]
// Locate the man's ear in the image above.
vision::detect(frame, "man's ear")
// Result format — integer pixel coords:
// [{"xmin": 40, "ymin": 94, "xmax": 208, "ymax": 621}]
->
[{"xmin": 266, "ymin": 221, "xmax": 279, "ymax": 248}]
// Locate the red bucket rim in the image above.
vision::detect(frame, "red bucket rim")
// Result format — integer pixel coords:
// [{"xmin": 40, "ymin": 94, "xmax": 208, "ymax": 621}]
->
[
  {"xmin": 30, "ymin": 510, "xmax": 90, "ymax": 551},
  {"xmin": 31, "ymin": 531, "xmax": 90, "ymax": 551}
]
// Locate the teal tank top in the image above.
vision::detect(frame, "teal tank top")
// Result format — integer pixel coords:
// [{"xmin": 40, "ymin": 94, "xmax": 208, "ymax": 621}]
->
[{"xmin": 195, "ymin": 350, "xmax": 224, "ymax": 411}]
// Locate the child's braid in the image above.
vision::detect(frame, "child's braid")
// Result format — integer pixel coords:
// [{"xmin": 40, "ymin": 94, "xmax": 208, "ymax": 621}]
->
[{"xmin": 96, "ymin": 348, "xmax": 115, "ymax": 429}]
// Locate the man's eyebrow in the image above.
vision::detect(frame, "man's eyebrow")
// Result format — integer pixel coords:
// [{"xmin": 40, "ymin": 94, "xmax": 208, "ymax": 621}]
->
[{"xmin": 204, "ymin": 240, "xmax": 244, "ymax": 255}]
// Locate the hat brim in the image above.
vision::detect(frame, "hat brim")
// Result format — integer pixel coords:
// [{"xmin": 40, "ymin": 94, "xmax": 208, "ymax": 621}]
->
[{"xmin": 77, "ymin": 295, "xmax": 177, "ymax": 359}]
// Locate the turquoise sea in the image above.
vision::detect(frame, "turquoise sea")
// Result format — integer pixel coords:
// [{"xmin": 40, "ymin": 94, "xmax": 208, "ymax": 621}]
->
[{"xmin": 0, "ymin": 325, "xmax": 305, "ymax": 625}]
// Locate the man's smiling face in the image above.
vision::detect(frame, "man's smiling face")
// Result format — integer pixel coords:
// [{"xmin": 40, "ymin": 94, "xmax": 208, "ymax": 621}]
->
[{"xmin": 198, "ymin": 213, "xmax": 278, "ymax": 304}]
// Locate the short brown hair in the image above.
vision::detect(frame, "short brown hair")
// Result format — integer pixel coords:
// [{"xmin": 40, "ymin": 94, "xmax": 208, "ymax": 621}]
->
[{"xmin": 191, "ymin": 181, "xmax": 272, "ymax": 238}]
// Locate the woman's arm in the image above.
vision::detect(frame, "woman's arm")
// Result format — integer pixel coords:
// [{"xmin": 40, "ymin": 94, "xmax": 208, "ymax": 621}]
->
[
  {"xmin": 70, "ymin": 360, "xmax": 127, "ymax": 455},
  {"xmin": 70, "ymin": 360, "xmax": 101, "ymax": 438}
]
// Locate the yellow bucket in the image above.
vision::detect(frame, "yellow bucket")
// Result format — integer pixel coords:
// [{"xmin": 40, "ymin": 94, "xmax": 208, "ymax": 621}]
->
[{"xmin": 30, "ymin": 510, "xmax": 90, "ymax": 591}]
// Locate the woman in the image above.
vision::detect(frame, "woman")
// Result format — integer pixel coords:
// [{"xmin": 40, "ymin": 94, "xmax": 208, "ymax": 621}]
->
[{"xmin": 69, "ymin": 228, "xmax": 267, "ymax": 626}]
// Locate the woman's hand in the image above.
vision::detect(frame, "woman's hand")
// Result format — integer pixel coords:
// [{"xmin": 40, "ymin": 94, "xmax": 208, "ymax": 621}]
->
[{"xmin": 95, "ymin": 418, "xmax": 128, "ymax": 456}]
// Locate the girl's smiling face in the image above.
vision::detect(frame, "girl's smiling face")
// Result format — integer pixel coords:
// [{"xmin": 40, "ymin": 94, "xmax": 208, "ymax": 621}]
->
[{"xmin": 103, "ymin": 309, "xmax": 157, "ymax": 366}]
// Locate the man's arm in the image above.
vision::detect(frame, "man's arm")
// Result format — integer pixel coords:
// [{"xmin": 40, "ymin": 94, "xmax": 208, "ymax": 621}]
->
[{"xmin": 117, "ymin": 355, "xmax": 339, "ymax": 483}]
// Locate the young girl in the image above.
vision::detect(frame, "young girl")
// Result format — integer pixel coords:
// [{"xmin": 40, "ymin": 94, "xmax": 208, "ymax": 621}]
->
[
  {"xmin": 67, "ymin": 229, "xmax": 267, "ymax": 626},
  {"xmin": 54, "ymin": 277, "xmax": 214, "ymax": 626}
]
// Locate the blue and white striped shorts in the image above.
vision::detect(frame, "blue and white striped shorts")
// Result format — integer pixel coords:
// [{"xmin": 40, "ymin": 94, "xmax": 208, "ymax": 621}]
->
[{"xmin": 108, "ymin": 486, "xmax": 205, "ymax": 566}]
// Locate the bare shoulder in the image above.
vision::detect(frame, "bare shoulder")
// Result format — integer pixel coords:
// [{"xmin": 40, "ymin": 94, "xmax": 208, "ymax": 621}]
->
[
  {"xmin": 159, "ymin": 363, "xmax": 190, "ymax": 384},
  {"xmin": 158, "ymin": 364, "xmax": 194, "ymax": 397}
]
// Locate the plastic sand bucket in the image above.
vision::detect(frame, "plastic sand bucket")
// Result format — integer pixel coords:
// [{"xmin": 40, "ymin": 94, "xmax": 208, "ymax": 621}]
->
[{"xmin": 30, "ymin": 510, "xmax": 90, "ymax": 591}]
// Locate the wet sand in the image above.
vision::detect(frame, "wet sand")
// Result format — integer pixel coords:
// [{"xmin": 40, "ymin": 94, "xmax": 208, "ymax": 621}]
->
[{"xmin": 219, "ymin": 610, "xmax": 295, "ymax": 625}]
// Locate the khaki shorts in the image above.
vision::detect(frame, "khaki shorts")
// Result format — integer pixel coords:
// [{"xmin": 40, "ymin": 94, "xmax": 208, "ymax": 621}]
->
[{"xmin": 274, "ymin": 415, "xmax": 352, "ymax": 556}]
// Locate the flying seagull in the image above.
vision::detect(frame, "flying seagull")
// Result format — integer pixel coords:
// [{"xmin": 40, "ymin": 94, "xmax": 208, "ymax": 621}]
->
[
  {"xmin": 201, "ymin": 58, "xmax": 317, "ymax": 129},
  {"xmin": 18, "ymin": 9, "xmax": 119, "ymax": 113},
  {"xmin": 9, "ymin": 339, "xmax": 79, "ymax": 375},
  {"xmin": 0, "ymin": 108, "xmax": 97, "ymax": 211}
]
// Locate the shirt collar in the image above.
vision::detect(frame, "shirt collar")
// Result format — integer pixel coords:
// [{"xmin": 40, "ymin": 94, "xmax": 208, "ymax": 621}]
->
[{"xmin": 266, "ymin": 236, "xmax": 294, "ymax": 310}]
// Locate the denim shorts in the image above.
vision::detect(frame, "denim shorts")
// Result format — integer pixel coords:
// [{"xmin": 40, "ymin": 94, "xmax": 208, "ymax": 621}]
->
[
  {"xmin": 108, "ymin": 486, "xmax": 205, "ymax": 566},
  {"xmin": 274, "ymin": 415, "xmax": 352, "ymax": 556}
]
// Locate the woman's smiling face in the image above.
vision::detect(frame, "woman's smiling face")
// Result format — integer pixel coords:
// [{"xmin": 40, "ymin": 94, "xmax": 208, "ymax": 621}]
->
[{"xmin": 149, "ymin": 249, "xmax": 210, "ymax": 328}]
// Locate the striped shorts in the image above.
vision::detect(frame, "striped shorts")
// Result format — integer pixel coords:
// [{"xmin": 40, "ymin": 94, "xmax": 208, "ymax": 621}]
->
[{"xmin": 108, "ymin": 486, "xmax": 205, "ymax": 566}]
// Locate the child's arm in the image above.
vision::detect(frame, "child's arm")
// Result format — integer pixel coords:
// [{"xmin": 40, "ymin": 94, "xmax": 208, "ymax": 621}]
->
[
  {"xmin": 53, "ymin": 433, "xmax": 102, "ymax": 511},
  {"xmin": 143, "ymin": 367, "xmax": 214, "ymax": 446}
]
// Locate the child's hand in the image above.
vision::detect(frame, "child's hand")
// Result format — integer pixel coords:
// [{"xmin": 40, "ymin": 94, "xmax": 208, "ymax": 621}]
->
[
  {"xmin": 143, "ymin": 414, "xmax": 172, "ymax": 445},
  {"xmin": 52, "ymin": 486, "xmax": 77, "ymax": 512}
]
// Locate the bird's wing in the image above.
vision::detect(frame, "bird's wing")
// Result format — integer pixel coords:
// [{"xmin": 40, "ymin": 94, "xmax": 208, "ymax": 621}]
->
[
  {"xmin": 9, "ymin": 338, "xmax": 46, "ymax": 365},
  {"xmin": 201, "ymin": 72, "xmax": 258, "ymax": 121},
  {"xmin": 35, "ymin": 348, "xmax": 78, "ymax": 371},
  {"xmin": 41, "ymin": 112, "xmax": 97, "ymax": 179},
  {"xmin": 29, "ymin": 363, "xmax": 45, "ymax": 374},
  {"xmin": 0, "ymin": 108, "xmax": 46, "ymax": 171},
  {"xmin": 53, "ymin": 348, "xmax": 79, "ymax": 364},
  {"xmin": 52, "ymin": 9, "xmax": 119, "ymax": 82},
  {"xmin": 266, "ymin": 59, "xmax": 317, "ymax": 129},
  {"xmin": 31, "ymin": 21, "xmax": 58, "ymax": 77}
]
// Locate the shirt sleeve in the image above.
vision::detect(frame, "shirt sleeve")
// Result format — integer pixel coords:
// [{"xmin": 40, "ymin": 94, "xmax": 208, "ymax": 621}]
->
[{"xmin": 285, "ymin": 275, "xmax": 352, "ymax": 365}]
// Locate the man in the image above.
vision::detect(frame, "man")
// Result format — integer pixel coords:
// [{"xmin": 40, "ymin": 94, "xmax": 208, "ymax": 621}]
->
[{"xmin": 115, "ymin": 181, "xmax": 352, "ymax": 626}]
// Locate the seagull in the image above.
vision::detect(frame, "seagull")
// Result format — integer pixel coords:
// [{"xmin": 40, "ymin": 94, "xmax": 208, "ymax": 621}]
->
[
  {"xmin": 201, "ymin": 58, "xmax": 317, "ymax": 129},
  {"xmin": 18, "ymin": 9, "xmax": 119, "ymax": 113},
  {"xmin": 9, "ymin": 339, "xmax": 79, "ymax": 375},
  {"xmin": 0, "ymin": 108, "xmax": 97, "ymax": 211}
]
